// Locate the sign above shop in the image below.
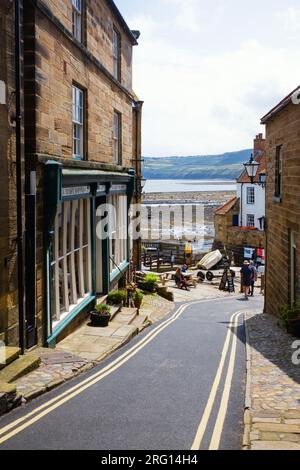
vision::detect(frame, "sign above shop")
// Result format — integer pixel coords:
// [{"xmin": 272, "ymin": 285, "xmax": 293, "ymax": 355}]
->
[
  {"xmin": 62, "ymin": 186, "xmax": 90, "ymax": 197},
  {"xmin": 111, "ymin": 184, "xmax": 127, "ymax": 192}
]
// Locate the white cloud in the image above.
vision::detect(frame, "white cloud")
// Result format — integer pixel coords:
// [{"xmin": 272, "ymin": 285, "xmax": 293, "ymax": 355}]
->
[{"xmin": 128, "ymin": 4, "xmax": 300, "ymax": 156}]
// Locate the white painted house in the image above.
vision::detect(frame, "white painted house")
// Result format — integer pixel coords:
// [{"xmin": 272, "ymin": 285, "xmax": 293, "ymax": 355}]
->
[{"xmin": 236, "ymin": 134, "xmax": 266, "ymax": 230}]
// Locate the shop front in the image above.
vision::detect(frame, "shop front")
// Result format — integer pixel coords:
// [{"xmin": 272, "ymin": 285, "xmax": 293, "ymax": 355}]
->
[{"xmin": 44, "ymin": 162, "xmax": 135, "ymax": 347}]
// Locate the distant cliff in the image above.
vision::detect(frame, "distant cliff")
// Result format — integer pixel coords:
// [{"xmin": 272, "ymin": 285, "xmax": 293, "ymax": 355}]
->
[{"xmin": 142, "ymin": 149, "xmax": 252, "ymax": 180}]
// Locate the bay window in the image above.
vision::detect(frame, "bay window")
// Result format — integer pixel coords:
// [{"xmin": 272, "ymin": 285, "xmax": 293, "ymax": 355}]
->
[
  {"xmin": 109, "ymin": 193, "xmax": 128, "ymax": 275},
  {"xmin": 50, "ymin": 197, "xmax": 92, "ymax": 328}
]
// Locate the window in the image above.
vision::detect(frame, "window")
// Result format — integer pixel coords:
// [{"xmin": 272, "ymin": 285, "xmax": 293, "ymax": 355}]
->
[
  {"xmin": 50, "ymin": 198, "xmax": 92, "ymax": 327},
  {"xmin": 290, "ymin": 231, "xmax": 297, "ymax": 305},
  {"xmin": 247, "ymin": 214, "xmax": 255, "ymax": 227},
  {"xmin": 72, "ymin": 85, "xmax": 84, "ymax": 159},
  {"xmin": 275, "ymin": 145, "xmax": 283, "ymax": 198},
  {"xmin": 247, "ymin": 187, "xmax": 255, "ymax": 205},
  {"xmin": 113, "ymin": 29, "xmax": 121, "ymax": 81},
  {"xmin": 114, "ymin": 111, "xmax": 122, "ymax": 165},
  {"xmin": 109, "ymin": 194, "xmax": 128, "ymax": 274},
  {"xmin": 72, "ymin": 0, "xmax": 82, "ymax": 42}
]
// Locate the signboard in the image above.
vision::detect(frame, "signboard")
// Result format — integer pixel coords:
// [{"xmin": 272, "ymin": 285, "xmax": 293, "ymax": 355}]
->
[{"xmin": 62, "ymin": 186, "xmax": 90, "ymax": 197}]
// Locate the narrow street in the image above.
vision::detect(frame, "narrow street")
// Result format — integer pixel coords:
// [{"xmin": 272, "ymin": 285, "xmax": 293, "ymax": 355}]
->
[{"xmin": 0, "ymin": 296, "xmax": 263, "ymax": 450}]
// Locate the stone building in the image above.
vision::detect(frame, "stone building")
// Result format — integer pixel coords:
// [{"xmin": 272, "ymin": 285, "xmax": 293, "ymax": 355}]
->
[
  {"xmin": 214, "ymin": 135, "xmax": 266, "ymax": 265},
  {"xmin": 261, "ymin": 86, "xmax": 300, "ymax": 316},
  {"xmin": 0, "ymin": 0, "xmax": 143, "ymax": 350},
  {"xmin": 0, "ymin": 0, "xmax": 24, "ymax": 348}
]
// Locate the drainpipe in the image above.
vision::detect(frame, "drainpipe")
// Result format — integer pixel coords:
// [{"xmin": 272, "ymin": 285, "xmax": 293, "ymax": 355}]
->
[{"xmin": 15, "ymin": 0, "xmax": 25, "ymax": 353}]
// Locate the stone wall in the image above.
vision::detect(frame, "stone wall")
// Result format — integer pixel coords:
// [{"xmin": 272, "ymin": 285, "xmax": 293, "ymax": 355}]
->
[
  {"xmin": 0, "ymin": 1, "xmax": 21, "ymax": 346},
  {"xmin": 265, "ymin": 101, "xmax": 300, "ymax": 317}
]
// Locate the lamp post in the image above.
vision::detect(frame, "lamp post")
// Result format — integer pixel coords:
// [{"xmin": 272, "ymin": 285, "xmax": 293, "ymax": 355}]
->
[{"xmin": 243, "ymin": 154, "xmax": 260, "ymax": 184}]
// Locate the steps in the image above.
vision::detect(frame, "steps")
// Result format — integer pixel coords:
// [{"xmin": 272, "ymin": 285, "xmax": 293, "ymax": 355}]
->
[
  {"xmin": 0, "ymin": 347, "xmax": 21, "ymax": 370},
  {"xmin": 112, "ymin": 307, "xmax": 139, "ymax": 325},
  {"xmin": 0, "ymin": 347, "xmax": 41, "ymax": 384}
]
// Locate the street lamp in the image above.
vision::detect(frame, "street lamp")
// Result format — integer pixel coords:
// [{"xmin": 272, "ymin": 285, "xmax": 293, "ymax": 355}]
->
[{"xmin": 244, "ymin": 154, "xmax": 260, "ymax": 184}]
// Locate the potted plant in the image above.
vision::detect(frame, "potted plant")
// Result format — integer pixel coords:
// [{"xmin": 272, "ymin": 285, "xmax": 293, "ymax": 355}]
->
[
  {"xmin": 90, "ymin": 304, "xmax": 111, "ymax": 327},
  {"xmin": 279, "ymin": 302, "xmax": 300, "ymax": 338},
  {"xmin": 133, "ymin": 289, "xmax": 144, "ymax": 309},
  {"xmin": 106, "ymin": 290, "xmax": 127, "ymax": 307},
  {"xmin": 138, "ymin": 274, "xmax": 159, "ymax": 293}
]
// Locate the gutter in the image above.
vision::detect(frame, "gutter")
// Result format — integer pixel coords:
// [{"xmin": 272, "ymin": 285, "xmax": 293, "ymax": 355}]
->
[{"xmin": 15, "ymin": 0, "xmax": 25, "ymax": 353}]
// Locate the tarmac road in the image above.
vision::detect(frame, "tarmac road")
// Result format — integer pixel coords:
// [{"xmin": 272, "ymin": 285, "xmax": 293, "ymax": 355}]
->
[{"xmin": 0, "ymin": 295, "xmax": 263, "ymax": 450}]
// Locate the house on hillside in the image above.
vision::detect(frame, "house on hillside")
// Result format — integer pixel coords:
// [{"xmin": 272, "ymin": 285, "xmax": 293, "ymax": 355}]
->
[
  {"xmin": 261, "ymin": 85, "xmax": 300, "ymax": 316},
  {"xmin": 214, "ymin": 134, "xmax": 266, "ymax": 265},
  {"xmin": 0, "ymin": 0, "xmax": 143, "ymax": 350}
]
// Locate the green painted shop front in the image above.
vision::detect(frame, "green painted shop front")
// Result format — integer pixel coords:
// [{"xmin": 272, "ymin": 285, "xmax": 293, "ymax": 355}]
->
[{"xmin": 44, "ymin": 162, "xmax": 135, "ymax": 348}]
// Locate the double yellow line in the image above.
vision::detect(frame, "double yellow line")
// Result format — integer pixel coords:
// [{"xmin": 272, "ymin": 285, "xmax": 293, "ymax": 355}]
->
[
  {"xmin": 0, "ymin": 300, "xmax": 205, "ymax": 446},
  {"xmin": 191, "ymin": 311, "xmax": 243, "ymax": 450},
  {"xmin": 0, "ymin": 300, "xmax": 244, "ymax": 448}
]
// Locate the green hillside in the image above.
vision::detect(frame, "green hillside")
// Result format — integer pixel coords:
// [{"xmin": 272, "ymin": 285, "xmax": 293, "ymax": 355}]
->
[{"xmin": 142, "ymin": 149, "xmax": 252, "ymax": 180}]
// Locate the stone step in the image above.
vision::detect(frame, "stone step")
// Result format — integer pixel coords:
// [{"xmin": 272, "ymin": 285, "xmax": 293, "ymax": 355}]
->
[
  {"xmin": 109, "ymin": 304, "xmax": 122, "ymax": 322},
  {"xmin": 131, "ymin": 314, "xmax": 151, "ymax": 332},
  {"xmin": 0, "ymin": 354, "xmax": 41, "ymax": 384},
  {"xmin": 112, "ymin": 307, "xmax": 138, "ymax": 326},
  {"xmin": 0, "ymin": 347, "xmax": 21, "ymax": 370}
]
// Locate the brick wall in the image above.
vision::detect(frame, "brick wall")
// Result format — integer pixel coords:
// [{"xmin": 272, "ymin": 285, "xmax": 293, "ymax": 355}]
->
[{"xmin": 265, "ymin": 101, "xmax": 300, "ymax": 316}]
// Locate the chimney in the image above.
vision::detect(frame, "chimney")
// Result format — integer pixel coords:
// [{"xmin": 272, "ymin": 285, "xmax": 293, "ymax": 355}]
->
[{"xmin": 254, "ymin": 133, "xmax": 265, "ymax": 154}]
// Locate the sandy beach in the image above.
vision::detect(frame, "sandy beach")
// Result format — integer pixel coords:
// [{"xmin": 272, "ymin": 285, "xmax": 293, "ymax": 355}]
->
[{"xmin": 141, "ymin": 190, "xmax": 235, "ymax": 250}]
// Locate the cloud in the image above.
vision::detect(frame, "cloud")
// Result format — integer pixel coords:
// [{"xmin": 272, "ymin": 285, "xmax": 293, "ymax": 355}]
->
[{"xmin": 127, "ymin": 3, "xmax": 300, "ymax": 156}]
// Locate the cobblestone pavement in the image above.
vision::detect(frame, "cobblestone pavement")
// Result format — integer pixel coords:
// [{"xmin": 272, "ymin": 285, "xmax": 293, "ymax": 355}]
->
[{"xmin": 244, "ymin": 311, "xmax": 300, "ymax": 450}]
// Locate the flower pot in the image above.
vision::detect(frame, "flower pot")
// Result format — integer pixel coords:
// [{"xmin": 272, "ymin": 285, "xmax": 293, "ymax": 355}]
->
[
  {"xmin": 90, "ymin": 311, "xmax": 111, "ymax": 327},
  {"xmin": 288, "ymin": 318, "xmax": 300, "ymax": 338}
]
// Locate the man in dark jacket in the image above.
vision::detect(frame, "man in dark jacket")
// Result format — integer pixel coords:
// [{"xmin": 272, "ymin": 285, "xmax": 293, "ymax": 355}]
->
[{"xmin": 240, "ymin": 261, "xmax": 254, "ymax": 300}]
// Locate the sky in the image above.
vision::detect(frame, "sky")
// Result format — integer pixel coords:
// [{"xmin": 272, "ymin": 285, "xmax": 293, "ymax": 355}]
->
[{"xmin": 115, "ymin": 0, "xmax": 300, "ymax": 157}]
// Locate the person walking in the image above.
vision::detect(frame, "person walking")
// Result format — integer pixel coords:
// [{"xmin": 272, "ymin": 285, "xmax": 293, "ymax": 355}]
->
[
  {"xmin": 240, "ymin": 260, "xmax": 254, "ymax": 300},
  {"xmin": 249, "ymin": 260, "xmax": 258, "ymax": 296}
]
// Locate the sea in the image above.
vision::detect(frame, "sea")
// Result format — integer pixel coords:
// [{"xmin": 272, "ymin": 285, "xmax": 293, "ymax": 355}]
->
[{"xmin": 144, "ymin": 179, "xmax": 237, "ymax": 193}]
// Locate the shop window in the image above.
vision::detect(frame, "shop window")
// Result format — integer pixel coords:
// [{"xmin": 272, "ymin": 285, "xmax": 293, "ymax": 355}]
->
[
  {"xmin": 109, "ymin": 194, "xmax": 128, "ymax": 274},
  {"xmin": 50, "ymin": 198, "xmax": 92, "ymax": 327}
]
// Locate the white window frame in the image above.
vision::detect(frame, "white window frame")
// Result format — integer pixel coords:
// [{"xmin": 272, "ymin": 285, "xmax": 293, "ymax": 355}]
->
[
  {"xmin": 51, "ymin": 198, "xmax": 92, "ymax": 328},
  {"xmin": 114, "ymin": 111, "xmax": 122, "ymax": 165},
  {"xmin": 72, "ymin": 85, "xmax": 84, "ymax": 160},
  {"xmin": 72, "ymin": 0, "xmax": 82, "ymax": 42},
  {"xmin": 109, "ymin": 194, "xmax": 128, "ymax": 274},
  {"xmin": 247, "ymin": 214, "xmax": 255, "ymax": 227},
  {"xmin": 113, "ymin": 28, "xmax": 121, "ymax": 81},
  {"xmin": 247, "ymin": 187, "xmax": 255, "ymax": 205}
]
